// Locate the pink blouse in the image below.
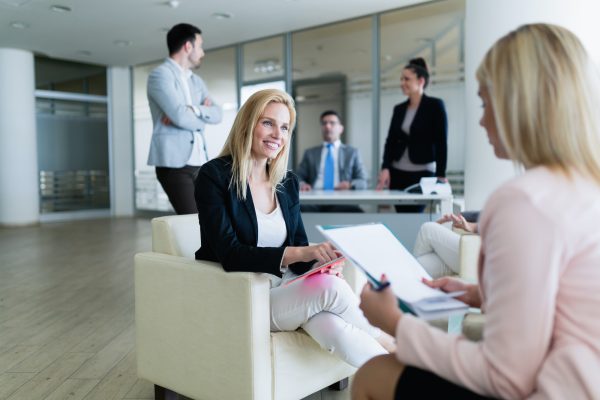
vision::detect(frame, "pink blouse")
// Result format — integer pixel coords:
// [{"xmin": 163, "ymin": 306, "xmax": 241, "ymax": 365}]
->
[{"xmin": 395, "ymin": 167, "xmax": 600, "ymax": 399}]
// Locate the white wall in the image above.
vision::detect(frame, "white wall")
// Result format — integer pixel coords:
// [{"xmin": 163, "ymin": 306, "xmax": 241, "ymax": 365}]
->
[
  {"xmin": 0, "ymin": 48, "xmax": 39, "ymax": 225},
  {"xmin": 463, "ymin": 0, "xmax": 600, "ymax": 210},
  {"xmin": 108, "ymin": 66, "xmax": 134, "ymax": 216}
]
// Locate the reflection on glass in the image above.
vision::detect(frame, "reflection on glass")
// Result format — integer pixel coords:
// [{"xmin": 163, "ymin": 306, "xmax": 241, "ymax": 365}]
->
[
  {"xmin": 380, "ymin": 0, "xmax": 466, "ymax": 195},
  {"xmin": 240, "ymin": 80, "xmax": 286, "ymax": 106},
  {"xmin": 243, "ymin": 36, "xmax": 284, "ymax": 82},
  {"xmin": 36, "ymin": 100, "xmax": 109, "ymax": 212},
  {"xmin": 292, "ymin": 18, "xmax": 372, "ymax": 177},
  {"xmin": 35, "ymin": 56, "xmax": 106, "ymax": 95}
]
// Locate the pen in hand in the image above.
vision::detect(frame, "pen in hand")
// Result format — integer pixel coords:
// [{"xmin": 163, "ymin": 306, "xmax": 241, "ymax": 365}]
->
[{"xmin": 374, "ymin": 281, "xmax": 391, "ymax": 292}]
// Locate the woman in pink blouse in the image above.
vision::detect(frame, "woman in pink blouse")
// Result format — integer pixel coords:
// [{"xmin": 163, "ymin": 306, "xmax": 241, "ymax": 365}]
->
[{"xmin": 353, "ymin": 23, "xmax": 600, "ymax": 400}]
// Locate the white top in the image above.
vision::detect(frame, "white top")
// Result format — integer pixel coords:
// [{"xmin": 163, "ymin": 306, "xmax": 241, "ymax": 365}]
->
[
  {"xmin": 255, "ymin": 199, "xmax": 287, "ymax": 248},
  {"xmin": 313, "ymin": 140, "xmax": 341, "ymax": 189},
  {"xmin": 166, "ymin": 58, "xmax": 208, "ymax": 167},
  {"xmin": 392, "ymin": 107, "xmax": 435, "ymax": 173},
  {"xmin": 255, "ymin": 198, "xmax": 288, "ymax": 287}
]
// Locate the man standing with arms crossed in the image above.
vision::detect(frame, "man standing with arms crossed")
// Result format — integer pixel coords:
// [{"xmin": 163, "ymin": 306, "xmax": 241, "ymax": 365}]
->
[{"xmin": 147, "ymin": 23, "xmax": 222, "ymax": 214}]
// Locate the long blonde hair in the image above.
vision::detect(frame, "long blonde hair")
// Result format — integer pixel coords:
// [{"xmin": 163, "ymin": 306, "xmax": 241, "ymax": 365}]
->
[
  {"xmin": 476, "ymin": 23, "xmax": 600, "ymax": 183},
  {"xmin": 219, "ymin": 89, "xmax": 297, "ymax": 199}
]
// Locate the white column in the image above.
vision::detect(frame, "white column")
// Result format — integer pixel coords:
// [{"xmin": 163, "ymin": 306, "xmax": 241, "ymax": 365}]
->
[
  {"xmin": 0, "ymin": 48, "xmax": 39, "ymax": 225},
  {"xmin": 463, "ymin": 0, "xmax": 600, "ymax": 210},
  {"xmin": 108, "ymin": 66, "xmax": 134, "ymax": 217}
]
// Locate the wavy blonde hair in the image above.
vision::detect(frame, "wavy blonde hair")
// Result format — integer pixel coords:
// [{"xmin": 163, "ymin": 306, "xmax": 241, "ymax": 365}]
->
[
  {"xmin": 476, "ymin": 23, "xmax": 600, "ymax": 183},
  {"xmin": 219, "ymin": 89, "xmax": 296, "ymax": 199}
]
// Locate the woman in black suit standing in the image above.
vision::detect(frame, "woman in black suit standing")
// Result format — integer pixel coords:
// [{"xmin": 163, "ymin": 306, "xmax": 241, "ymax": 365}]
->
[
  {"xmin": 376, "ymin": 58, "xmax": 448, "ymax": 212},
  {"xmin": 194, "ymin": 89, "xmax": 394, "ymax": 367}
]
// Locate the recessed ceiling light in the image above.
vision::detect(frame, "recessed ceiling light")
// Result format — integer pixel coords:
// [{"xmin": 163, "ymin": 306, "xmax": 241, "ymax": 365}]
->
[
  {"xmin": 212, "ymin": 12, "xmax": 233, "ymax": 20},
  {"xmin": 114, "ymin": 40, "xmax": 132, "ymax": 47},
  {"xmin": 50, "ymin": 5, "xmax": 71, "ymax": 13},
  {"xmin": 9, "ymin": 21, "xmax": 29, "ymax": 29}
]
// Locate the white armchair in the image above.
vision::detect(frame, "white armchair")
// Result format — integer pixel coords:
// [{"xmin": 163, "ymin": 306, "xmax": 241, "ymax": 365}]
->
[
  {"xmin": 456, "ymin": 230, "xmax": 484, "ymax": 341},
  {"xmin": 456, "ymin": 230, "xmax": 481, "ymax": 283},
  {"xmin": 135, "ymin": 214, "xmax": 356, "ymax": 400}
]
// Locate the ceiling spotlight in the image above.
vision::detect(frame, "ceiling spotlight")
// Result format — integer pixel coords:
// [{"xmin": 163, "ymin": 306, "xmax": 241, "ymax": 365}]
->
[
  {"xmin": 114, "ymin": 40, "xmax": 132, "ymax": 47},
  {"xmin": 211, "ymin": 12, "xmax": 233, "ymax": 20},
  {"xmin": 50, "ymin": 5, "xmax": 71, "ymax": 12},
  {"xmin": 9, "ymin": 21, "xmax": 29, "ymax": 29},
  {"xmin": 167, "ymin": 0, "xmax": 179, "ymax": 8}
]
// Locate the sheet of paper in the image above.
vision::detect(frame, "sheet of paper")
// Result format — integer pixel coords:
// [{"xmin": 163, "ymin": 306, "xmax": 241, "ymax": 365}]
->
[{"xmin": 319, "ymin": 223, "xmax": 443, "ymax": 303}]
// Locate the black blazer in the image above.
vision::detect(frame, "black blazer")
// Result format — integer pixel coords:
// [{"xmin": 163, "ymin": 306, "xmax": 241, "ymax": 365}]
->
[
  {"xmin": 381, "ymin": 94, "xmax": 448, "ymax": 177},
  {"xmin": 194, "ymin": 156, "xmax": 312, "ymax": 276}
]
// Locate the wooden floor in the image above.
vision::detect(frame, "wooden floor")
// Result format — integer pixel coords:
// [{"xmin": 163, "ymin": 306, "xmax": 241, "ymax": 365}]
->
[{"xmin": 0, "ymin": 217, "xmax": 350, "ymax": 400}]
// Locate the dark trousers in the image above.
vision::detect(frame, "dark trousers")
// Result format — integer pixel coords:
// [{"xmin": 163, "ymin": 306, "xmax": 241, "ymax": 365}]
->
[
  {"xmin": 395, "ymin": 367, "xmax": 497, "ymax": 399},
  {"xmin": 155, "ymin": 166, "xmax": 200, "ymax": 215},
  {"xmin": 389, "ymin": 168, "xmax": 434, "ymax": 213}
]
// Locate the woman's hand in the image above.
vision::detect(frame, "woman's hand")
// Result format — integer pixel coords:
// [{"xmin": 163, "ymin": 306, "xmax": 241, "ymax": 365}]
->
[
  {"xmin": 359, "ymin": 275, "xmax": 402, "ymax": 336},
  {"xmin": 422, "ymin": 277, "xmax": 481, "ymax": 308},
  {"xmin": 436, "ymin": 213, "xmax": 477, "ymax": 233},
  {"xmin": 320, "ymin": 262, "xmax": 344, "ymax": 279},
  {"xmin": 376, "ymin": 169, "xmax": 391, "ymax": 190},
  {"xmin": 283, "ymin": 242, "xmax": 338, "ymax": 266}
]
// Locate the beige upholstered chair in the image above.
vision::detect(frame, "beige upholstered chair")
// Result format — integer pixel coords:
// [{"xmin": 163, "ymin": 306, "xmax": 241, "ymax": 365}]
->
[
  {"xmin": 456, "ymin": 230, "xmax": 484, "ymax": 341},
  {"xmin": 456, "ymin": 230, "xmax": 481, "ymax": 283},
  {"xmin": 135, "ymin": 214, "xmax": 356, "ymax": 400}
]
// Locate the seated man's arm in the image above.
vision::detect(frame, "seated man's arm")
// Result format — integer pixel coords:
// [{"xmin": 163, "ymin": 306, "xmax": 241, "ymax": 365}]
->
[
  {"xmin": 295, "ymin": 151, "xmax": 313, "ymax": 191},
  {"xmin": 349, "ymin": 148, "xmax": 368, "ymax": 190}
]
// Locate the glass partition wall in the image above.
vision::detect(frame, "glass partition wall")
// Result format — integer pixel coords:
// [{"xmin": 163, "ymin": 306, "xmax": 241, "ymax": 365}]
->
[
  {"xmin": 132, "ymin": 0, "xmax": 466, "ymax": 211},
  {"xmin": 292, "ymin": 18, "xmax": 372, "ymax": 172},
  {"xmin": 34, "ymin": 57, "xmax": 109, "ymax": 216},
  {"xmin": 380, "ymin": 0, "xmax": 466, "ymax": 194}
]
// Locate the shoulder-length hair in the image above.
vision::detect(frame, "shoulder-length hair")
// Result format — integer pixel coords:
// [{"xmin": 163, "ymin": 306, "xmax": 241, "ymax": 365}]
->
[
  {"xmin": 476, "ymin": 23, "xmax": 600, "ymax": 183},
  {"xmin": 219, "ymin": 89, "xmax": 297, "ymax": 199}
]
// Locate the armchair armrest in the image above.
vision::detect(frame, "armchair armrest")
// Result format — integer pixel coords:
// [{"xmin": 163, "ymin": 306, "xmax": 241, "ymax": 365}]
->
[
  {"xmin": 135, "ymin": 252, "xmax": 272, "ymax": 400},
  {"xmin": 458, "ymin": 234, "xmax": 481, "ymax": 282},
  {"xmin": 462, "ymin": 312, "xmax": 485, "ymax": 341}
]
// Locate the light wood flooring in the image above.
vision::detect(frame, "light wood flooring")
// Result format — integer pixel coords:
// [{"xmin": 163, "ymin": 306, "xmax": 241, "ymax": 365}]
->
[{"xmin": 0, "ymin": 217, "xmax": 351, "ymax": 400}]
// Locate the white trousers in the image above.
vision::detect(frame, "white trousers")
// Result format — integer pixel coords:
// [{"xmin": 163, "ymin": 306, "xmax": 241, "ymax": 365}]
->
[
  {"xmin": 270, "ymin": 272, "xmax": 386, "ymax": 368},
  {"xmin": 413, "ymin": 222, "xmax": 460, "ymax": 278}
]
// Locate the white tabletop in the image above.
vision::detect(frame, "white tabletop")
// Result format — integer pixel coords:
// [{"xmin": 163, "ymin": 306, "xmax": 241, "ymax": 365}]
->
[{"xmin": 299, "ymin": 190, "xmax": 452, "ymax": 205}]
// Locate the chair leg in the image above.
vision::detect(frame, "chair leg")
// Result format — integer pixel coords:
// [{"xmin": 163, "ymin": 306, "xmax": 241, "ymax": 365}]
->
[
  {"xmin": 154, "ymin": 385, "xmax": 166, "ymax": 400},
  {"xmin": 155, "ymin": 385, "xmax": 183, "ymax": 400},
  {"xmin": 328, "ymin": 377, "xmax": 349, "ymax": 391}
]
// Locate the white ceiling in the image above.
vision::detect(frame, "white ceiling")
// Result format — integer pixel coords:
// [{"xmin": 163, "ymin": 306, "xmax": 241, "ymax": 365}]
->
[{"xmin": 0, "ymin": 0, "xmax": 432, "ymax": 66}]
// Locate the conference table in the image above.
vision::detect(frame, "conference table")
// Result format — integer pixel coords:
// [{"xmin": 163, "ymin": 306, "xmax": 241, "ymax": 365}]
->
[{"xmin": 299, "ymin": 189, "xmax": 453, "ymax": 250}]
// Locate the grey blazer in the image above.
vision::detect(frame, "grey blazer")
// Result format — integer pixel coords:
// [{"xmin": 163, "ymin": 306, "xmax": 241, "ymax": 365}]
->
[
  {"xmin": 295, "ymin": 144, "xmax": 368, "ymax": 190},
  {"xmin": 146, "ymin": 59, "xmax": 223, "ymax": 168}
]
